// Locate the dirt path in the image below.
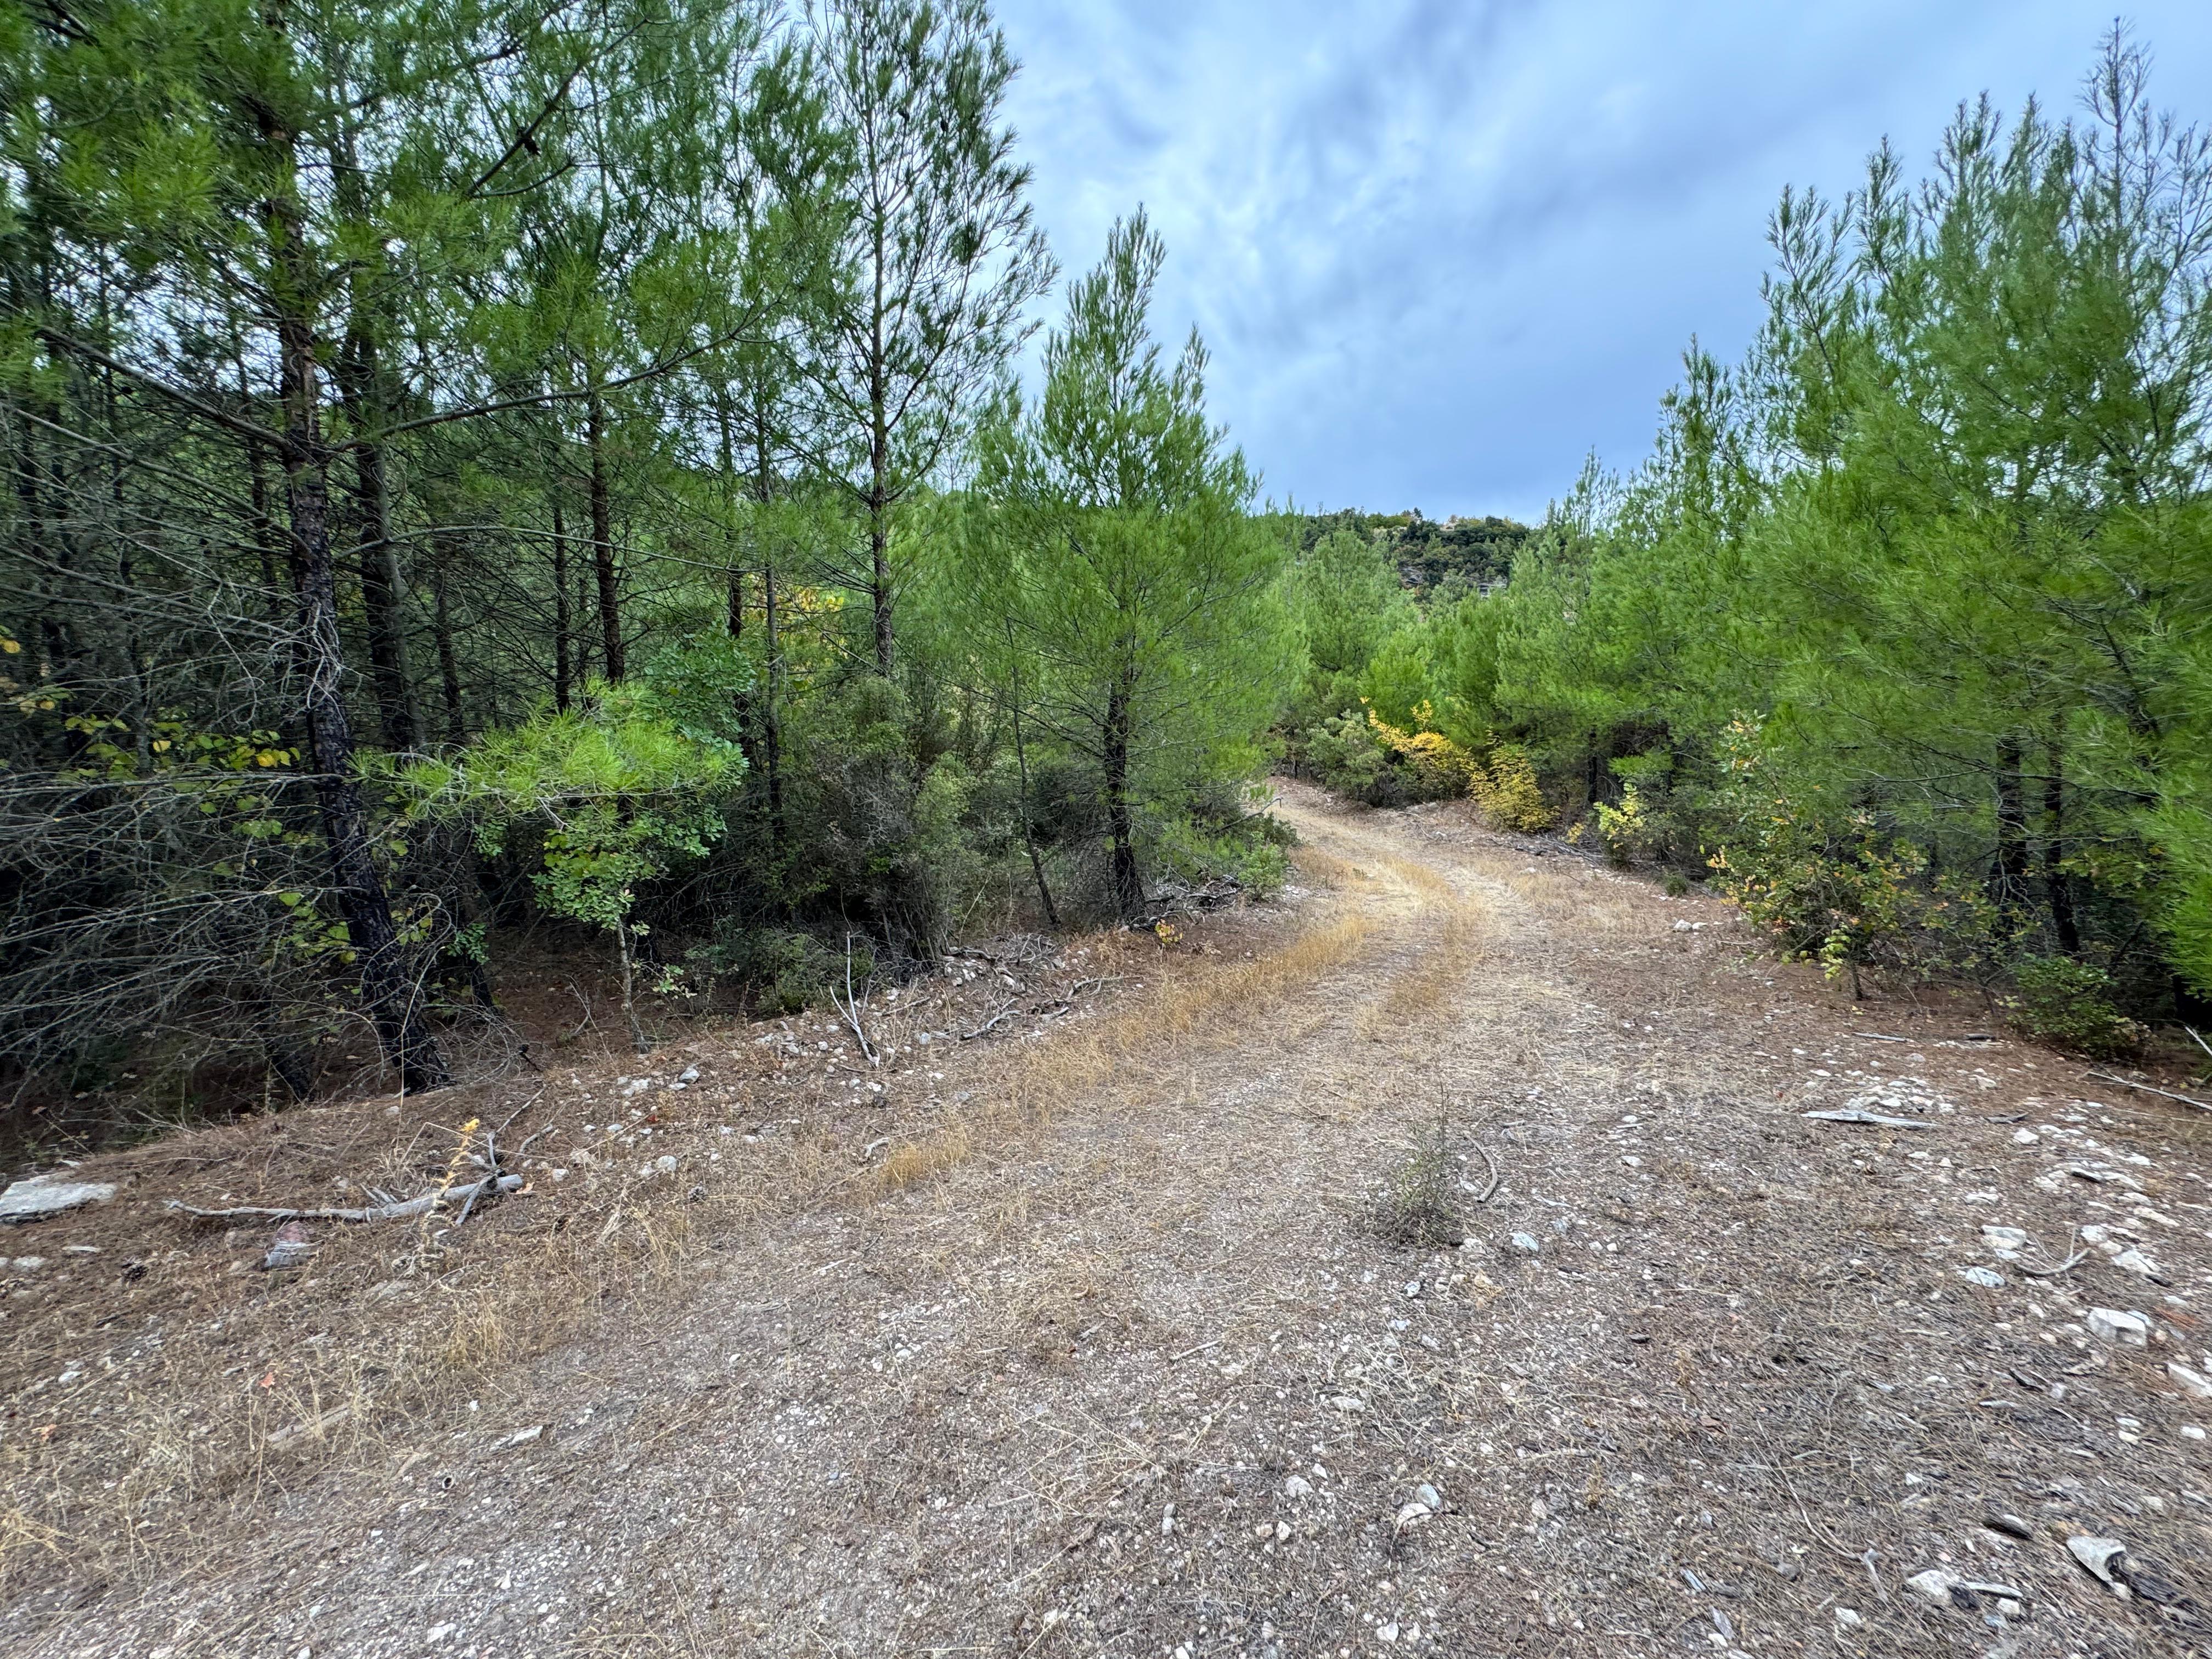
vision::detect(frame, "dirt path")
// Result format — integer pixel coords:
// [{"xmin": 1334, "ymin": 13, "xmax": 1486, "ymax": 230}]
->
[{"xmin": 10, "ymin": 785, "xmax": 2212, "ymax": 1657}]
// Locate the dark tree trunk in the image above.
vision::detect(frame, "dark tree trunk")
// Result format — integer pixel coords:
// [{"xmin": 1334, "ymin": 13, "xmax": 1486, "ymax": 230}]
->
[
  {"xmin": 1992, "ymin": 736, "xmax": 2029, "ymax": 914},
  {"xmin": 586, "ymin": 389, "xmax": 623, "ymax": 680},
  {"xmin": 431, "ymin": 535, "xmax": 465, "ymax": 746},
  {"xmin": 266, "ymin": 142, "xmax": 448, "ymax": 1094},
  {"xmin": 1104, "ymin": 678, "xmax": 1141, "ymax": 922},
  {"xmin": 2044, "ymin": 740, "xmax": 2080, "ymax": 953},
  {"xmin": 349, "ymin": 429, "xmax": 419, "ymax": 752},
  {"xmin": 550, "ymin": 493, "xmax": 572, "ymax": 712}
]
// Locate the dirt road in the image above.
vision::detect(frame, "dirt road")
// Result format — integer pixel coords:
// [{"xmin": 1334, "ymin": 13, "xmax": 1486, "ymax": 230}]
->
[{"xmin": 10, "ymin": 785, "xmax": 2212, "ymax": 1657}]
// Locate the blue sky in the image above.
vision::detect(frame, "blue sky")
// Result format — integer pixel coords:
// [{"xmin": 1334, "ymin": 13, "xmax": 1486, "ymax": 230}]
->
[{"xmin": 993, "ymin": 2, "xmax": 2212, "ymax": 522}]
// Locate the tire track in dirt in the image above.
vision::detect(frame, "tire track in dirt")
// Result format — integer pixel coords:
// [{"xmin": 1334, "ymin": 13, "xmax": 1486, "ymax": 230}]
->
[{"xmin": 19, "ymin": 783, "xmax": 2212, "ymax": 1659}]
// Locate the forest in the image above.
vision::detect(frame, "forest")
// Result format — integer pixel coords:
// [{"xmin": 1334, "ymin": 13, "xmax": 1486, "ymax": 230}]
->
[
  {"xmin": 1291, "ymin": 33, "xmax": 2212, "ymax": 1057},
  {"xmin": 0, "ymin": 0, "xmax": 1293, "ymax": 1123},
  {"xmin": 3, "ymin": 5, "xmax": 2208, "ymax": 1134}
]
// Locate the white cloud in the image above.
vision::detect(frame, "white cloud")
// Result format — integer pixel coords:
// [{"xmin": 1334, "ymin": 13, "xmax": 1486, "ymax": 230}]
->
[{"xmin": 996, "ymin": 0, "xmax": 2212, "ymax": 519}]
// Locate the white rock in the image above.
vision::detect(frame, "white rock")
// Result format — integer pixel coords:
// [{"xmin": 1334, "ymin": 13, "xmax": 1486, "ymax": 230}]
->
[
  {"xmin": 2111, "ymin": 1249, "xmax": 2159, "ymax": 1277},
  {"xmin": 678, "ymin": 1065, "xmax": 700, "ymax": 1084},
  {"xmin": 1403, "ymin": 1279, "xmax": 1420, "ymax": 1297},
  {"xmin": 1392, "ymin": 1502, "xmax": 1432, "ymax": 1535},
  {"xmin": 1906, "ymin": 1568, "xmax": 1960, "ymax": 1603},
  {"xmin": 1959, "ymin": 1266, "xmax": 2005, "ymax": 1289},
  {"xmin": 0, "ymin": 1175, "xmax": 117, "ymax": 1222},
  {"xmin": 2181, "ymin": 1425, "xmax": 2206, "ymax": 1441},
  {"xmin": 1416, "ymin": 1482, "xmax": 1442, "ymax": 1508},
  {"xmin": 653, "ymin": 1154, "xmax": 678, "ymax": 1175},
  {"xmin": 12, "ymin": 1256, "xmax": 46, "ymax": 1271},
  {"xmin": 2166, "ymin": 1361, "xmax": 2212, "ymax": 1401},
  {"xmin": 2012, "ymin": 1128, "xmax": 2039, "ymax": 1144},
  {"xmin": 1834, "ymin": 1607, "xmax": 1863, "ymax": 1628},
  {"xmin": 1980, "ymin": 1225, "xmax": 2030, "ymax": 1254},
  {"xmin": 2067, "ymin": 1535, "xmax": 2130, "ymax": 1595},
  {"xmin": 1376, "ymin": 1622, "xmax": 1400, "ymax": 1642},
  {"xmin": 1509, "ymin": 1232, "xmax": 1542, "ymax": 1254},
  {"xmin": 1329, "ymin": 1395, "xmax": 1366, "ymax": 1413},
  {"xmin": 2086, "ymin": 1308, "xmax": 2151, "ymax": 1345},
  {"xmin": 1283, "ymin": 1475, "xmax": 1313, "ymax": 1499}
]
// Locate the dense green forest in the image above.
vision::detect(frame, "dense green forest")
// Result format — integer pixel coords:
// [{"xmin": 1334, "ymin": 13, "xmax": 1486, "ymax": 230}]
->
[
  {"xmin": 3, "ymin": 5, "xmax": 2206, "ymax": 1123},
  {"xmin": 1296, "ymin": 33, "xmax": 2212, "ymax": 1049},
  {"xmin": 0, "ymin": 0, "xmax": 1291, "ymax": 1113}
]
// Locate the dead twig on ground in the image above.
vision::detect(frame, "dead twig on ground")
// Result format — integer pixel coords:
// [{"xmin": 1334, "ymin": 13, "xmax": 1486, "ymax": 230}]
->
[
  {"xmin": 959, "ymin": 1001, "xmax": 1019, "ymax": 1041},
  {"xmin": 2086, "ymin": 1070, "xmax": 2210, "ymax": 1113},
  {"xmin": 2016, "ymin": 1228, "xmax": 2090, "ymax": 1278},
  {"xmin": 165, "ymin": 1174, "xmax": 522, "ymax": 1225},
  {"xmin": 1468, "ymin": 1142, "xmax": 1500, "ymax": 1203}
]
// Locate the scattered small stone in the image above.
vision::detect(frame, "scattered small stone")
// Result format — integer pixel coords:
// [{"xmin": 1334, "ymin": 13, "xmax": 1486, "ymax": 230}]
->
[
  {"xmin": 263, "ymin": 1221, "xmax": 312, "ymax": 1271},
  {"xmin": 2165, "ymin": 1362, "xmax": 2212, "ymax": 1401},
  {"xmin": 2086, "ymin": 1308, "xmax": 2151, "ymax": 1346},
  {"xmin": 2067, "ymin": 1536, "xmax": 2130, "ymax": 1597}
]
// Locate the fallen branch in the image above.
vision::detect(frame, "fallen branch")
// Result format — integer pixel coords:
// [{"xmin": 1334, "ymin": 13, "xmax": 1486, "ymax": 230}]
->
[
  {"xmin": 958, "ymin": 1000, "xmax": 1019, "ymax": 1041},
  {"xmin": 2086, "ymin": 1071, "xmax": 2210, "ymax": 1113},
  {"xmin": 2016, "ymin": 1228, "xmax": 2090, "ymax": 1279},
  {"xmin": 1802, "ymin": 1108, "xmax": 1934, "ymax": 1131},
  {"xmin": 166, "ymin": 1175, "xmax": 521, "ymax": 1225},
  {"xmin": 1028, "ymin": 974, "xmax": 1122, "ymax": 1017},
  {"xmin": 2186, "ymin": 1026, "xmax": 2211, "ymax": 1062},
  {"xmin": 1468, "ymin": 1142, "xmax": 1501, "ymax": 1204},
  {"xmin": 832, "ymin": 934, "xmax": 881, "ymax": 1067}
]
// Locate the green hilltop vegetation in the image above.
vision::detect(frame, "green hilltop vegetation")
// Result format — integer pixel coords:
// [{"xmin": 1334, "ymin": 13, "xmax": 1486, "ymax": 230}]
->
[{"xmin": 0, "ymin": 4, "xmax": 2206, "ymax": 1122}]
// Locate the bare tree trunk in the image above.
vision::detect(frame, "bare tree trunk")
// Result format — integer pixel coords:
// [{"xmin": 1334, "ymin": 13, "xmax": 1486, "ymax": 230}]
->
[
  {"xmin": 550, "ymin": 493, "xmax": 572, "ymax": 712},
  {"xmin": 431, "ymin": 535, "xmax": 465, "ymax": 746},
  {"xmin": 1993, "ymin": 735, "xmax": 2029, "ymax": 916},
  {"xmin": 349, "ymin": 433, "xmax": 418, "ymax": 753},
  {"xmin": 1103, "ymin": 677, "xmax": 1141, "ymax": 923},
  {"xmin": 2044, "ymin": 733, "xmax": 2080, "ymax": 953},
  {"xmin": 266, "ymin": 130, "xmax": 448, "ymax": 1094},
  {"xmin": 586, "ymin": 388, "xmax": 623, "ymax": 680}
]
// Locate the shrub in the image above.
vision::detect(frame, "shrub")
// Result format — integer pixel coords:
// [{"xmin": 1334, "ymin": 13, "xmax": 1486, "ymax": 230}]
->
[
  {"xmin": 1472, "ymin": 743, "xmax": 1555, "ymax": 833},
  {"xmin": 1706, "ymin": 718, "xmax": 1993, "ymax": 997},
  {"xmin": 2003, "ymin": 956, "xmax": 2140, "ymax": 1058}
]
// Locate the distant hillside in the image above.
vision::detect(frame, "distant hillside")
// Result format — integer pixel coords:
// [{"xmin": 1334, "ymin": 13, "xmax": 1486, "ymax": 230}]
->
[{"xmin": 1286, "ymin": 509, "xmax": 1530, "ymax": 593}]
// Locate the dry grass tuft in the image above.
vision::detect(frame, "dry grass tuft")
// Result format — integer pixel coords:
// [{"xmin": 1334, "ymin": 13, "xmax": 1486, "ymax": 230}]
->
[{"xmin": 874, "ymin": 1120, "xmax": 974, "ymax": 1193}]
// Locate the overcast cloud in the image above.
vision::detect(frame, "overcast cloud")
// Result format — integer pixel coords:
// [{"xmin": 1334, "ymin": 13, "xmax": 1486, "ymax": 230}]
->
[{"xmin": 991, "ymin": 2, "xmax": 2212, "ymax": 521}]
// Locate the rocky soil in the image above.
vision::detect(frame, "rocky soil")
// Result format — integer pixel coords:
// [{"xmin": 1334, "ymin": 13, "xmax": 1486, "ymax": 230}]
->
[{"xmin": 4, "ymin": 782, "xmax": 2210, "ymax": 1658}]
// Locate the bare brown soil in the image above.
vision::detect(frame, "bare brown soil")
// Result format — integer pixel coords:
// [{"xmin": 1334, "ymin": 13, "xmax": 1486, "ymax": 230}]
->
[{"xmin": 4, "ymin": 782, "xmax": 2211, "ymax": 1658}]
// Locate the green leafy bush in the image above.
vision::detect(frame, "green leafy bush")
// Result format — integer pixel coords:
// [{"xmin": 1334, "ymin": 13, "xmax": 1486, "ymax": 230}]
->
[{"xmin": 2002, "ymin": 956, "xmax": 2140, "ymax": 1057}]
